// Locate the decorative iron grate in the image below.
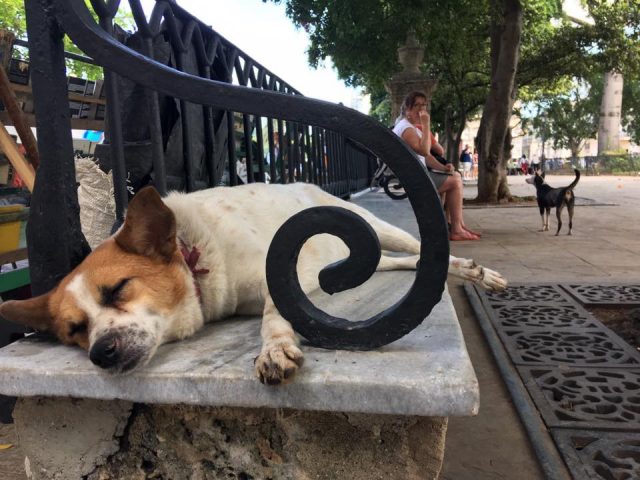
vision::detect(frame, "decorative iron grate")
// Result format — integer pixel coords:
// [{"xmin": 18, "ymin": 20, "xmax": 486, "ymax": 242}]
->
[
  {"xmin": 500, "ymin": 329, "xmax": 640, "ymax": 367},
  {"xmin": 520, "ymin": 367, "xmax": 640, "ymax": 430},
  {"xmin": 483, "ymin": 284, "xmax": 573, "ymax": 304},
  {"xmin": 491, "ymin": 304, "xmax": 601, "ymax": 330},
  {"xmin": 467, "ymin": 283, "xmax": 640, "ymax": 479},
  {"xmin": 552, "ymin": 429, "xmax": 640, "ymax": 480},
  {"xmin": 563, "ymin": 284, "xmax": 640, "ymax": 307}
]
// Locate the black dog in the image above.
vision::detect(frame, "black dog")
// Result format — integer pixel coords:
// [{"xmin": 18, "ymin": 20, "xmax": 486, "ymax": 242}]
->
[{"xmin": 526, "ymin": 169, "xmax": 580, "ymax": 235}]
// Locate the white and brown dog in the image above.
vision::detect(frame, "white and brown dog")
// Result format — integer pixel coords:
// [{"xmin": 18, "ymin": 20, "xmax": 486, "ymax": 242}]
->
[{"xmin": 0, "ymin": 183, "xmax": 506, "ymax": 384}]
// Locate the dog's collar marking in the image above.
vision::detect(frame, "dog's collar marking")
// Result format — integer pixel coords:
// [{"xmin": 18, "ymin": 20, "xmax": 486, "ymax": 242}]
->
[{"xmin": 179, "ymin": 240, "xmax": 210, "ymax": 302}]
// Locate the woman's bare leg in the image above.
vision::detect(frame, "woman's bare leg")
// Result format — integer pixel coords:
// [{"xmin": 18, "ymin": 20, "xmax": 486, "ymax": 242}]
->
[{"xmin": 439, "ymin": 174, "xmax": 478, "ymax": 240}]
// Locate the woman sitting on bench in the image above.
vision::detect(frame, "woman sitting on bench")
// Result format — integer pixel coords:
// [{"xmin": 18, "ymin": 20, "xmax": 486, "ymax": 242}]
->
[{"xmin": 393, "ymin": 91, "xmax": 480, "ymax": 241}]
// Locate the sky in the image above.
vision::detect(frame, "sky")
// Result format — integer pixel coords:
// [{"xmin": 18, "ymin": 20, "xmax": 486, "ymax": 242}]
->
[{"xmin": 139, "ymin": 0, "xmax": 369, "ymax": 112}]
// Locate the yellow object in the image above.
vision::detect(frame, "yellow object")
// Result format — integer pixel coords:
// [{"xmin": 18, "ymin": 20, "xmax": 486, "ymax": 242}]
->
[
  {"xmin": 0, "ymin": 204, "xmax": 24, "ymax": 214},
  {"xmin": 0, "ymin": 204, "xmax": 26, "ymax": 254}
]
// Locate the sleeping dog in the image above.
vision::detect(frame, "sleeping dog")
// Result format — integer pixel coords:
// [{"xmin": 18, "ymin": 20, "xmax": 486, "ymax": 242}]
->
[
  {"xmin": 526, "ymin": 169, "xmax": 580, "ymax": 235},
  {"xmin": 0, "ymin": 183, "xmax": 506, "ymax": 384}
]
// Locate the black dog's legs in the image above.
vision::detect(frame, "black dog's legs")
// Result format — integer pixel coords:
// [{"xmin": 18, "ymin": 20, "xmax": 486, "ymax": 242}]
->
[
  {"xmin": 544, "ymin": 207, "xmax": 551, "ymax": 231},
  {"xmin": 555, "ymin": 204, "xmax": 565, "ymax": 236},
  {"xmin": 567, "ymin": 199, "xmax": 574, "ymax": 235}
]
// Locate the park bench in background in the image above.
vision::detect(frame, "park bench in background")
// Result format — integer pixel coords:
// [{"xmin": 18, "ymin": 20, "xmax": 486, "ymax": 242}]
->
[{"xmin": 0, "ymin": 0, "xmax": 476, "ymax": 478}]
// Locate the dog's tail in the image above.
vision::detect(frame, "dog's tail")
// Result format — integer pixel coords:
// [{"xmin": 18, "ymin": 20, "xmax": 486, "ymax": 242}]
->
[{"xmin": 568, "ymin": 169, "xmax": 580, "ymax": 190}]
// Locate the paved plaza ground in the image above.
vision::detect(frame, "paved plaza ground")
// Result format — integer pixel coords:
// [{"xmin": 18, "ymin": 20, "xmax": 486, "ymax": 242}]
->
[
  {"xmin": 1, "ymin": 173, "xmax": 639, "ymax": 479},
  {"xmin": 444, "ymin": 173, "xmax": 640, "ymax": 480}
]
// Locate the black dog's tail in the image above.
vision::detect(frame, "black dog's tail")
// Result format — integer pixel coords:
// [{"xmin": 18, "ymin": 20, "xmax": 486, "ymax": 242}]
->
[{"xmin": 568, "ymin": 169, "xmax": 580, "ymax": 190}]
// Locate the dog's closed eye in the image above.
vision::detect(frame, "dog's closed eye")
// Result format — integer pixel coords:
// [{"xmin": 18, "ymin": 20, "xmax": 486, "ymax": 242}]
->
[
  {"xmin": 67, "ymin": 321, "xmax": 87, "ymax": 337},
  {"xmin": 100, "ymin": 278, "xmax": 131, "ymax": 307}
]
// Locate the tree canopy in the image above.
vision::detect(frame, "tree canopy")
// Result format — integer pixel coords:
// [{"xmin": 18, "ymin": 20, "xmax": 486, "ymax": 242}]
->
[
  {"xmin": 269, "ymin": 0, "xmax": 639, "ymax": 201},
  {"xmin": 528, "ymin": 79, "xmax": 599, "ymax": 159},
  {"xmin": 0, "ymin": 0, "xmax": 135, "ymax": 79},
  {"xmin": 0, "ymin": 0, "xmax": 27, "ymax": 38}
]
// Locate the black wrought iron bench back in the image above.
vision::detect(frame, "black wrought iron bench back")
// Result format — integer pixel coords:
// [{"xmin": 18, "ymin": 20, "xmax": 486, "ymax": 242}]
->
[{"xmin": 24, "ymin": 0, "xmax": 449, "ymax": 348}]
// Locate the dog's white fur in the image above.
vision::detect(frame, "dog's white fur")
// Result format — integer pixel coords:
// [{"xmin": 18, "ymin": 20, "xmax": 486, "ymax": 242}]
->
[{"xmin": 0, "ymin": 183, "xmax": 506, "ymax": 384}]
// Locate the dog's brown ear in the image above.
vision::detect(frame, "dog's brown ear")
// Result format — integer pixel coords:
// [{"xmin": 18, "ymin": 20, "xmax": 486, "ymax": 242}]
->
[
  {"xmin": 115, "ymin": 186, "xmax": 177, "ymax": 262},
  {"xmin": 0, "ymin": 293, "xmax": 54, "ymax": 331}
]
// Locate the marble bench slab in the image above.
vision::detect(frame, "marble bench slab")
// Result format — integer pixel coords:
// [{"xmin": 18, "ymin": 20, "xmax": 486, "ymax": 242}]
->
[{"xmin": 0, "ymin": 271, "xmax": 479, "ymax": 417}]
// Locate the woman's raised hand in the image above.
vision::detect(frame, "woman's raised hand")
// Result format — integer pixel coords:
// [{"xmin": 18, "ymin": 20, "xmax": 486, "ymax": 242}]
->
[{"xmin": 418, "ymin": 110, "xmax": 430, "ymax": 128}]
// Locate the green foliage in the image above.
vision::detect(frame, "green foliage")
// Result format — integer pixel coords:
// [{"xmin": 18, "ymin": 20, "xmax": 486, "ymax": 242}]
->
[
  {"xmin": 369, "ymin": 88, "xmax": 392, "ymax": 126},
  {"xmin": 0, "ymin": 0, "xmax": 27, "ymax": 37},
  {"xmin": 266, "ymin": 0, "xmax": 572, "ymax": 138},
  {"xmin": 583, "ymin": 0, "xmax": 640, "ymax": 76},
  {"xmin": 419, "ymin": 0, "xmax": 491, "ymax": 138},
  {"xmin": 622, "ymin": 75, "xmax": 640, "ymax": 144},
  {"xmin": 600, "ymin": 155, "xmax": 640, "ymax": 173},
  {"xmin": 527, "ymin": 78, "xmax": 600, "ymax": 158},
  {"xmin": 270, "ymin": 0, "xmax": 425, "ymax": 90},
  {"xmin": 268, "ymin": 0, "xmax": 639, "ymax": 129},
  {"xmin": 525, "ymin": 70, "xmax": 640, "ymax": 153},
  {"xmin": 0, "ymin": 0, "xmax": 135, "ymax": 80}
]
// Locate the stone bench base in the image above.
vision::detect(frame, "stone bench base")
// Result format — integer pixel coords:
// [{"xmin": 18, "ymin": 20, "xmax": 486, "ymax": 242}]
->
[
  {"xmin": 14, "ymin": 397, "xmax": 447, "ymax": 480},
  {"xmin": 2, "ymin": 274, "xmax": 476, "ymax": 479}
]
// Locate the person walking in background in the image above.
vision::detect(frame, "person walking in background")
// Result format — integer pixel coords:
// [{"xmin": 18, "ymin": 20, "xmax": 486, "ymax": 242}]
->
[
  {"xmin": 519, "ymin": 154, "xmax": 528, "ymax": 175},
  {"xmin": 460, "ymin": 145, "xmax": 472, "ymax": 181},
  {"xmin": 531, "ymin": 154, "xmax": 540, "ymax": 173},
  {"xmin": 472, "ymin": 148, "xmax": 479, "ymax": 180},
  {"xmin": 392, "ymin": 91, "xmax": 480, "ymax": 241}
]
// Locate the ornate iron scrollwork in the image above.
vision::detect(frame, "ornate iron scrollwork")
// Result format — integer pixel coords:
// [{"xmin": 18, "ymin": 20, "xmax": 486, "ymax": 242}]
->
[{"xmin": 53, "ymin": 0, "xmax": 450, "ymax": 349}]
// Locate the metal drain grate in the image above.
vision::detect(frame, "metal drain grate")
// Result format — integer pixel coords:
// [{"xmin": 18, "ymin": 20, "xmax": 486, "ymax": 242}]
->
[
  {"xmin": 562, "ymin": 284, "xmax": 640, "ymax": 307},
  {"xmin": 521, "ymin": 367, "xmax": 640, "ymax": 430},
  {"xmin": 467, "ymin": 282, "xmax": 640, "ymax": 479},
  {"xmin": 490, "ymin": 304, "xmax": 601, "ymax": 330},
  {"xmin": 501, "ymin": 329, "xmax": 640, "ymax": 367},
  {"xmin": 552, "ymin": 430, "xmax": 640, "ymax": 480},
  {"xmin": 483, "ymin": 284, "xmax": 574, "ymax": 304}
]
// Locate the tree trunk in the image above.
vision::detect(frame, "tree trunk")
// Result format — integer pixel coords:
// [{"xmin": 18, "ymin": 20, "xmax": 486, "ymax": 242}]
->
[
  {"xmin": 569, "ymin": 137, "xmax": 585, "ymax": 162},
  {"xmin": 452, "ymin": 110, "xmax": 466, "ymax": 168},
  {"xmin": 496, "ymin": 128, "xmax": 512, "ymax": 200},
  {"xmin": 597, "ymin": 71, "xmax": 623, "ymax": 154},
  {"xmin": 443, "ymin": 107, "xmax": 467, "ymax": 168},
  {"xmin": 443, "ymin": 108, "xmax": 454, "ymax": 162},
  {"xmin": 476, "ymin": 0, "xmax": 523, "ymax": 202}
]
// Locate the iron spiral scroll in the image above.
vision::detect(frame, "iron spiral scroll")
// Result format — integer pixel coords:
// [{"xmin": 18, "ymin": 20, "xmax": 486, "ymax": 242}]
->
[{"xmin": 52, "ymin": 0, "xmax": 451, "ymax": 349}]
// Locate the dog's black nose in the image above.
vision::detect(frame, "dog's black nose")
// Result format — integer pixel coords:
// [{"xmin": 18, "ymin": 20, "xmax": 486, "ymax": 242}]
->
[{"xmin": 89, "ymin": 335, "xmax": 120, "ymax": 369}]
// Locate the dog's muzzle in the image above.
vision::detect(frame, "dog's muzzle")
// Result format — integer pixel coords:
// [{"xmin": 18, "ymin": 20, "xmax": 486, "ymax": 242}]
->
[{"xmin": 89, "ymin": 330, "xmax": 150, "ymax": 373}]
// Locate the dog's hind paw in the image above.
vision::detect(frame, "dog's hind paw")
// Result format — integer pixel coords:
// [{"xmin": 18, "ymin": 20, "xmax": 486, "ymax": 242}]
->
[
  {"xmin": 448, "ymin": 256, "xmax": 507, "ymax": 291},
  {"xmin": 255, "ymin": 342, "xmax": 304, "ymax": 386}
]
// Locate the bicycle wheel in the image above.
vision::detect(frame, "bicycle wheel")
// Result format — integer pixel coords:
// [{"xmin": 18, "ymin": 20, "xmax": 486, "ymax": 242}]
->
[{"xmin": 381, "ymin": 175, "xmax": 408, "ymax": 200}]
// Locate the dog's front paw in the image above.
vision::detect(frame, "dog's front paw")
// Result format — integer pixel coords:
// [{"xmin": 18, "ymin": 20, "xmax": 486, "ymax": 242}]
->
[
  {"xmin": 255, "ymin": 342, "xmax": 304, "ymax": 386},
  {"xmin": 478, "ymin": 267, "xmax": 508, "ymax": 291}
]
